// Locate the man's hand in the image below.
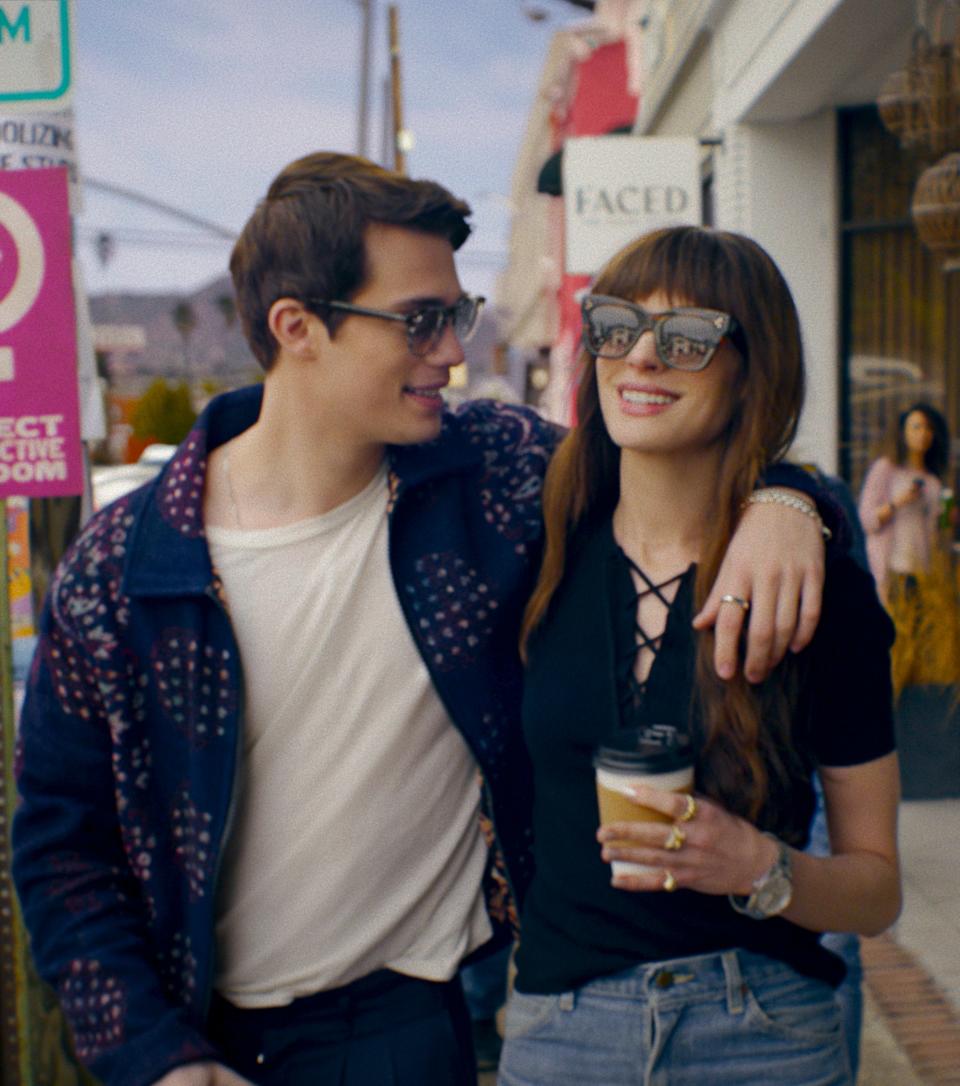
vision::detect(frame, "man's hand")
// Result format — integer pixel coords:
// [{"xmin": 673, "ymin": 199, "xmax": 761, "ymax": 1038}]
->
[
  {"xmin": 693, "ymin": 497, "xmax": 825, "ymax": 683},
  {"xmin": 153, "ymin": 1063, "xmax": 257, "ymax": 1086}
]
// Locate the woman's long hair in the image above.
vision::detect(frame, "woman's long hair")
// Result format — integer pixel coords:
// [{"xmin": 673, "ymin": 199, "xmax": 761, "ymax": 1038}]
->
[
  {"xmin": 888, "ymin": 402, "xmax": 951, "ymax": 479},
  {"xmin": 521, "ymin": 226, "xmax": 809, "ymax": 837}
]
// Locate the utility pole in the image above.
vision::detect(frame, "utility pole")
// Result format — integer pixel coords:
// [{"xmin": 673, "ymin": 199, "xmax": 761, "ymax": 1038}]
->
[
  {"xmin": 356, "ymin": 0, "xmax": 374, "ymax": 157},
  {"xmin": 388, "ymin": 5, "xmax": 406, "ymax": 174},
  {"xmin": 0, "ymin": 498, "xmax": 21, "ymax": 1086},
  {"xmin": 381, "ymin": 74, "xmax": 393, "ymax": 167}
]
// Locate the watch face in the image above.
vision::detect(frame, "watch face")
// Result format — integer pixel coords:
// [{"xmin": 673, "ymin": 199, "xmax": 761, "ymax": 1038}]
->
[
  {"xmin": 728, "ymin": 838, "xmax": 793, "ymax": 919},
  {"xmin": 754, "ymin": 874, "xmax": 792, "ymax": 917}
]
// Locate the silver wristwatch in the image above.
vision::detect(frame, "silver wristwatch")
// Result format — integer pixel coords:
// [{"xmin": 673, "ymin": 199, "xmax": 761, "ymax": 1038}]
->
[{"xmin": 728, "ymin": 833, "xmax": 793, "ymax": 920}]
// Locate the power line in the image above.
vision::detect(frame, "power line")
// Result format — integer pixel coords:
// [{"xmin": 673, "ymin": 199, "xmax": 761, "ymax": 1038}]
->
[
  {"xmin": 78, "ymin": 224, "xmax": 506, "ymax": 263},
  {"xmin": 81, "ymin": 177, "xmax": 508, "ymax": 265},
  {"xmin": 83, "ymin": 177, "xmax": 238, "ymax": 239},
  {"xmin": 77, "ymin": 226, "xmax": 232, "ymax": 250}
]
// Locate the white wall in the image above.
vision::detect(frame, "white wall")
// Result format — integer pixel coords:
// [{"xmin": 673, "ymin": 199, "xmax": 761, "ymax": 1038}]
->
[{"xmin": 713, "ymin": 113, "xmax": 839, "ymax": 472}]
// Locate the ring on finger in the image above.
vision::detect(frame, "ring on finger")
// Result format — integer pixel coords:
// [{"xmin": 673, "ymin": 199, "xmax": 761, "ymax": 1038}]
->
[
  {"xmin": 662, "ymin": 870, "xmax": 678, "ymax": 892},
  {"xmin": 664, "ymin": 825, "xmax": 685, "ymax": 851},
  {"xmin": 679, "ymin": 794, "xmax": 697, "ymax": 823},
  {"xmin": 719, "ymin": 594, "xmax": 751, "ymax": 613}
]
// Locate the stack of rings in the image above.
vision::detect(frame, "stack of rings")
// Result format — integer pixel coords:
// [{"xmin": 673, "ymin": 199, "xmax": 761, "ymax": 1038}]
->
[{"xmin": 662, "ymin": 795, "xmax": 698, "ymax": 892}]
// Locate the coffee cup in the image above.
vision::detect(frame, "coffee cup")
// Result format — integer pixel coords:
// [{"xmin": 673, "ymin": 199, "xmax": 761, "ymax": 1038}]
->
[{"xmin": 594, "ymin": 728, "xmax": 694, "ymax": 878}]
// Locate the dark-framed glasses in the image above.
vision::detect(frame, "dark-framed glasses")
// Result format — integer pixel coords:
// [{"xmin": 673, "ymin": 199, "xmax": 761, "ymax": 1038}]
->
[
  {"xmin": 311, "ymin": 294, "xmax": 485, "ymax": 357},
  {"xmin": 581, "ymin": 294, "xmax": 741, "ymax": 371}
]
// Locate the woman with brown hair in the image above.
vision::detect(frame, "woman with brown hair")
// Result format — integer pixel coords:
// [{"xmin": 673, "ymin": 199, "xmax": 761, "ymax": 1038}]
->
[{"xmin": 498, "ymin": 226, "xmax": 901, "ymax": 1085}]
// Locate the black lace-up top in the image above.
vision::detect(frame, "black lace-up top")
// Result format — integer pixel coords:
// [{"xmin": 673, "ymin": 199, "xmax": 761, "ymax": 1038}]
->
[
  {"xmin": 515, "ymin": 515, "xmax": 896, "ymax": 996},
  {"xmin": 615, "ymin": 549, "xmax": 688, "ymax": 729}
]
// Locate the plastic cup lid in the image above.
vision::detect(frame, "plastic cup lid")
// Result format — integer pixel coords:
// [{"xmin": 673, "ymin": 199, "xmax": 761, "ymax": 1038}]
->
[{"xmin": 594, "ymin": 726, "xmax": 692, "ymax": 773}]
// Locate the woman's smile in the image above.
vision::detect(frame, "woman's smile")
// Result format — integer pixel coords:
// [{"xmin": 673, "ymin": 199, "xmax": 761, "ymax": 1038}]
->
[{"xmin": 617, "ymin": 383, "xmax": 680, "ymax": 414}]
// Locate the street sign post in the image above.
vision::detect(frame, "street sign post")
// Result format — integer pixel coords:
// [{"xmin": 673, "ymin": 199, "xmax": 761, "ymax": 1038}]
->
[{"xmin": 0, "ymin": 0, "xmax": 73, "ymax": 109}]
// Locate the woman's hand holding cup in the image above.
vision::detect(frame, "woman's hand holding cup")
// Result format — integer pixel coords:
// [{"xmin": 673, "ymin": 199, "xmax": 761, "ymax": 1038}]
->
[{"xmin": 597, "ymin": 780, "xmax": 776, "ymax": 898}]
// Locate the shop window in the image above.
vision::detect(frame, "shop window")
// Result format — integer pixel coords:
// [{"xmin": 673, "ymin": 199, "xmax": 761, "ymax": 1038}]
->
[{"xmin": 839, "ymin": 106, "xmax": 960, "ymax": 507}]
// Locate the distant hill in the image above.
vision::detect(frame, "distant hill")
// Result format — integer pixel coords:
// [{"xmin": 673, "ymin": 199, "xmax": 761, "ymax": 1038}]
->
[
  {"xmin": 91, "ymin": 277, "xmax": 512, "ymax": 393},
  {"xmin": 90, "ymin": 276, "xmax": 258, "ymax": 385}
]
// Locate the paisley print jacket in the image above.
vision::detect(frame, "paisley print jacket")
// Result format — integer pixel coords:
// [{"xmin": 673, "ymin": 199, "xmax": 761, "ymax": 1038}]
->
[{"xmin": 12, "ymin": 385, "xmax": 561, "ymax": 1086}]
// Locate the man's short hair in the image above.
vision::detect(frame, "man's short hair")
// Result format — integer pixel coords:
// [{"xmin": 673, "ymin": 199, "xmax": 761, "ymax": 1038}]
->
[{"xmin": 230, "ymin": 152, "xmax": 473, "ymax": 369}]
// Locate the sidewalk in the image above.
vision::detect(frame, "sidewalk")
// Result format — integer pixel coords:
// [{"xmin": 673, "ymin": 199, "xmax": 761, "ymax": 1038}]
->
[{"xmin": 858, "ymin": 797, "xmax": 960, "ymax": 1084}]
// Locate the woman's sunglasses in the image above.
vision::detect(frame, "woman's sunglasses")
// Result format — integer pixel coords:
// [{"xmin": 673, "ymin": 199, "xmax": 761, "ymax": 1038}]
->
[
  {"xmin": 581, "ymin": 294, "xmax": 741, "ymax": 371},
  {"xmin": 310, "ymin": 294, "xmax": 485, "ymax": 357}
]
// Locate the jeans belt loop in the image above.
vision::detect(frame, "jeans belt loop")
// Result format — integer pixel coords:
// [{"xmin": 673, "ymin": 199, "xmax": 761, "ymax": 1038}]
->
[
  {"xmin": 558, "ymin": 991, "xmax": 575, "ymax": 1011},
  {"xmin": 722, "ymin": 950, "xmax": 745, "ymax": 1015}
]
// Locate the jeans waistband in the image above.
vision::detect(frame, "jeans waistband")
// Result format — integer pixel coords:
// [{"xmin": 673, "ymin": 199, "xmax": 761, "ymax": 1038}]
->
[{"xmin": 579, "ymin": 948, "xmax": 810, "ymax": 1011}]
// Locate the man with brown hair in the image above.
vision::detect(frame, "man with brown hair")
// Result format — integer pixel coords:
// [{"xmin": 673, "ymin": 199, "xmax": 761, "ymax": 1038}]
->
[{"xmin": 13, "ymin": 152, "xmax": 834, "ymax": 1086}]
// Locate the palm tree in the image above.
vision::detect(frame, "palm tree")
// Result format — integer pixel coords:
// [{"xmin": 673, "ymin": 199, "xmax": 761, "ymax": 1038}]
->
[
  {"xmin": 215, "ymin": 293, "xmax": 237, "ymax": 328},
  {"xmin": 171, "ymin": 300, "xmax": 198, "ymax": 378}
]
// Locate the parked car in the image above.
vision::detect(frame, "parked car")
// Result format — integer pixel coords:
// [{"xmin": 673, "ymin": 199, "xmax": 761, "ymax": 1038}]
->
[{"xmin": 91, "ymin": 444, "xmax": 177, "ymax": 511}]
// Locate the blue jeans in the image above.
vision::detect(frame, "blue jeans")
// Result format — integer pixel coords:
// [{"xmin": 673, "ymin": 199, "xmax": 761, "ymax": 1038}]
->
[
  {"xmin": 498, "ymin": 949, "xmax": 851, "ymax": 1086},
  {"xmin": 807, "ymin": 775, "xmax": 863, "ymax": 1078}
]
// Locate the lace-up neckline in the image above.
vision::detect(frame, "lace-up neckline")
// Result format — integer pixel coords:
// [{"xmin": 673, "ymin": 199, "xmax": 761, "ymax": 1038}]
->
[{"xmin": 615, "ymin": 549, "xmax": 687, "ymax": 719}]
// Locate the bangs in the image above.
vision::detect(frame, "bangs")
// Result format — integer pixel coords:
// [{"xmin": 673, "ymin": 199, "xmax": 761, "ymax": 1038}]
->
[{"xmin": 594, "ymin": 227, "xmax": 747, "ymax": 321}]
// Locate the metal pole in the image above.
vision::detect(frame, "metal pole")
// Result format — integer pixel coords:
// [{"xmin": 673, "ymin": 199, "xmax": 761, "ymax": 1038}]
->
[
  {"xmin": 356, "ymin": 0, "xmax": 374, "ymax": 157},
  {"xmin": 381, "ymin": 74, "xmax": 393, "ymax": 167},
  {"xmin": 0, "ymin": 501, "xmax": 26, "ymax": 1086},
  {"xmin": 388, "ymin": 5, "xmax": 406, "ymax": 174}
]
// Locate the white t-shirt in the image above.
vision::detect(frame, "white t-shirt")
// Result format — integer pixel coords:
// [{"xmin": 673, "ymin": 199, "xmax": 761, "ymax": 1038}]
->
[{"xmin": 207, "ymin": 465, "xmax": 491, "ymax": 1007}]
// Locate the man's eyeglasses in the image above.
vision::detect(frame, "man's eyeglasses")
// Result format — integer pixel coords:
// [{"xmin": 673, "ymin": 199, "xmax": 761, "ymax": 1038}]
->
[
  {"xmin": 581, "ymin": 294, "xmax": 741, "ymax": 371},
  {"xmin": 310, "ymin": 294, "xmax": 485, "ymax": 357}
]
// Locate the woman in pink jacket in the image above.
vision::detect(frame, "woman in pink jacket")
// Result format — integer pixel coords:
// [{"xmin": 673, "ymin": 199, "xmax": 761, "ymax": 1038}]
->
[
  {"xmin": 859, "ymin": 403, "xmax": 949, "ymax": 606},
  {"xmin": 858, "ymin": 402, "xmax": 957, "ymax": 693}
]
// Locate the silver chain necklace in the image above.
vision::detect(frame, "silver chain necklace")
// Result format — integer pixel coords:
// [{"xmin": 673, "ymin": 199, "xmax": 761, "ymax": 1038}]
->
[{"xmin": 222, "ymin": 450, "xmax": 244, "ymax": 529}]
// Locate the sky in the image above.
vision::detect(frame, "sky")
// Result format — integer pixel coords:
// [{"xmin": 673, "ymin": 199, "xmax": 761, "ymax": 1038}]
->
[{"xmin": 72, "ymin": 0, "xmax": 587, "ymax": 302}]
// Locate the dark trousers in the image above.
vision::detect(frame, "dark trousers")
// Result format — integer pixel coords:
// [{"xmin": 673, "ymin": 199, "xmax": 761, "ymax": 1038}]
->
[{"xmin": 207, "ymin": 969, "xmax": 477, "ymax": 1086}]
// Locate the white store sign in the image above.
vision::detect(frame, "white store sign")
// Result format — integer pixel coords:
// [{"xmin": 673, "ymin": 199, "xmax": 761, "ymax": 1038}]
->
[
  {"xmin": 0, "ymin": 0, "xmax": 73, "ymax": 109},
  {"xmin": 563, "ymin": 136, "xmax": 702, "ymax": 276},
  {"xmin": 0, "ymin": 108, "xmax": 80, "ymax": 210}
]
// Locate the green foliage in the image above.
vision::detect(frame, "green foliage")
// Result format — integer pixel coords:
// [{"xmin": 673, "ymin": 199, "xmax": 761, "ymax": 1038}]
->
[{"xmin": 131, "ymin": 380, "xmax": 197, "ymax": 444}]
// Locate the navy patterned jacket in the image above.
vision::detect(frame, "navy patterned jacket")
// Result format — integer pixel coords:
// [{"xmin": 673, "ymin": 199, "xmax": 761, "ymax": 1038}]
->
[{"xmin": 12, "ymin": 385, "xmax": 561, "ymax": 1086}]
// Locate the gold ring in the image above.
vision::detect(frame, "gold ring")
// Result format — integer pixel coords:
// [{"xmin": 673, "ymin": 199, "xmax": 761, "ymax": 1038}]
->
[
  {"xmin": 662, "ymin": 870, "xmax": 678, "ymax": 892},
  {"xmin": 679, "ymin": 794, "xmax": 697, "ymax": 823},
  {"xmin": 719, "ymin": 594, "xmax": 750, "ymax": 613},
  {"xmin": 664, "ymin": 825, "xmax": 685, "ymax": 851}
]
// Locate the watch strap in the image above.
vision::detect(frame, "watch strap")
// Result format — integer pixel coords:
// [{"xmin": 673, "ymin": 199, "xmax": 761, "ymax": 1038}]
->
[{"xmin": 728, "ymin": 833, "xmax": 793, "ymax": 920}]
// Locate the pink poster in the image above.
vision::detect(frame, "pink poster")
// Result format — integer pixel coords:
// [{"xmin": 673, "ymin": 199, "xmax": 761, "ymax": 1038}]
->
[{"xmin": 0, "ymin": 166, "xmax": 81, "ymax": 498}]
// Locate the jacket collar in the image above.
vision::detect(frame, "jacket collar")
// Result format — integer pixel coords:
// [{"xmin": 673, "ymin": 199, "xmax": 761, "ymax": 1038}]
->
[{"xmin": 123, "ymin": 385, "xmax": 484, "ymax": 598}]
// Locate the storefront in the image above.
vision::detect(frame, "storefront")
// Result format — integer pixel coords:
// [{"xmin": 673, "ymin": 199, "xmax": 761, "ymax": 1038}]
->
[
  {"xmin": 840, "ymin": 104, "xmax": 960, "ymax": 494},
  {"xmin": 634, "ymin": 0, "xmax": 938, "ymax": 480},
  {"xmin": 635, "ymin": 0, "xmax": 960, "ymax": 795}
]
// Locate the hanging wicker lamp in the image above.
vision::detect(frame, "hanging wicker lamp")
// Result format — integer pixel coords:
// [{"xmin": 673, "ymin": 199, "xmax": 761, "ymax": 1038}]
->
[
  {"xmin": 877, "ymin": 32, "xmax": 934, "ymax": 148},
  {"xmin": 912, "ymin": 152, "xmax": 960, "ymax": 271},
  {"xmin": 877, "ymin": 9, "xmax": 960, "ymax": 156},
  {"xmin": 919, "ymin": 39, "xmax": 960, "ymax": 155}
]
